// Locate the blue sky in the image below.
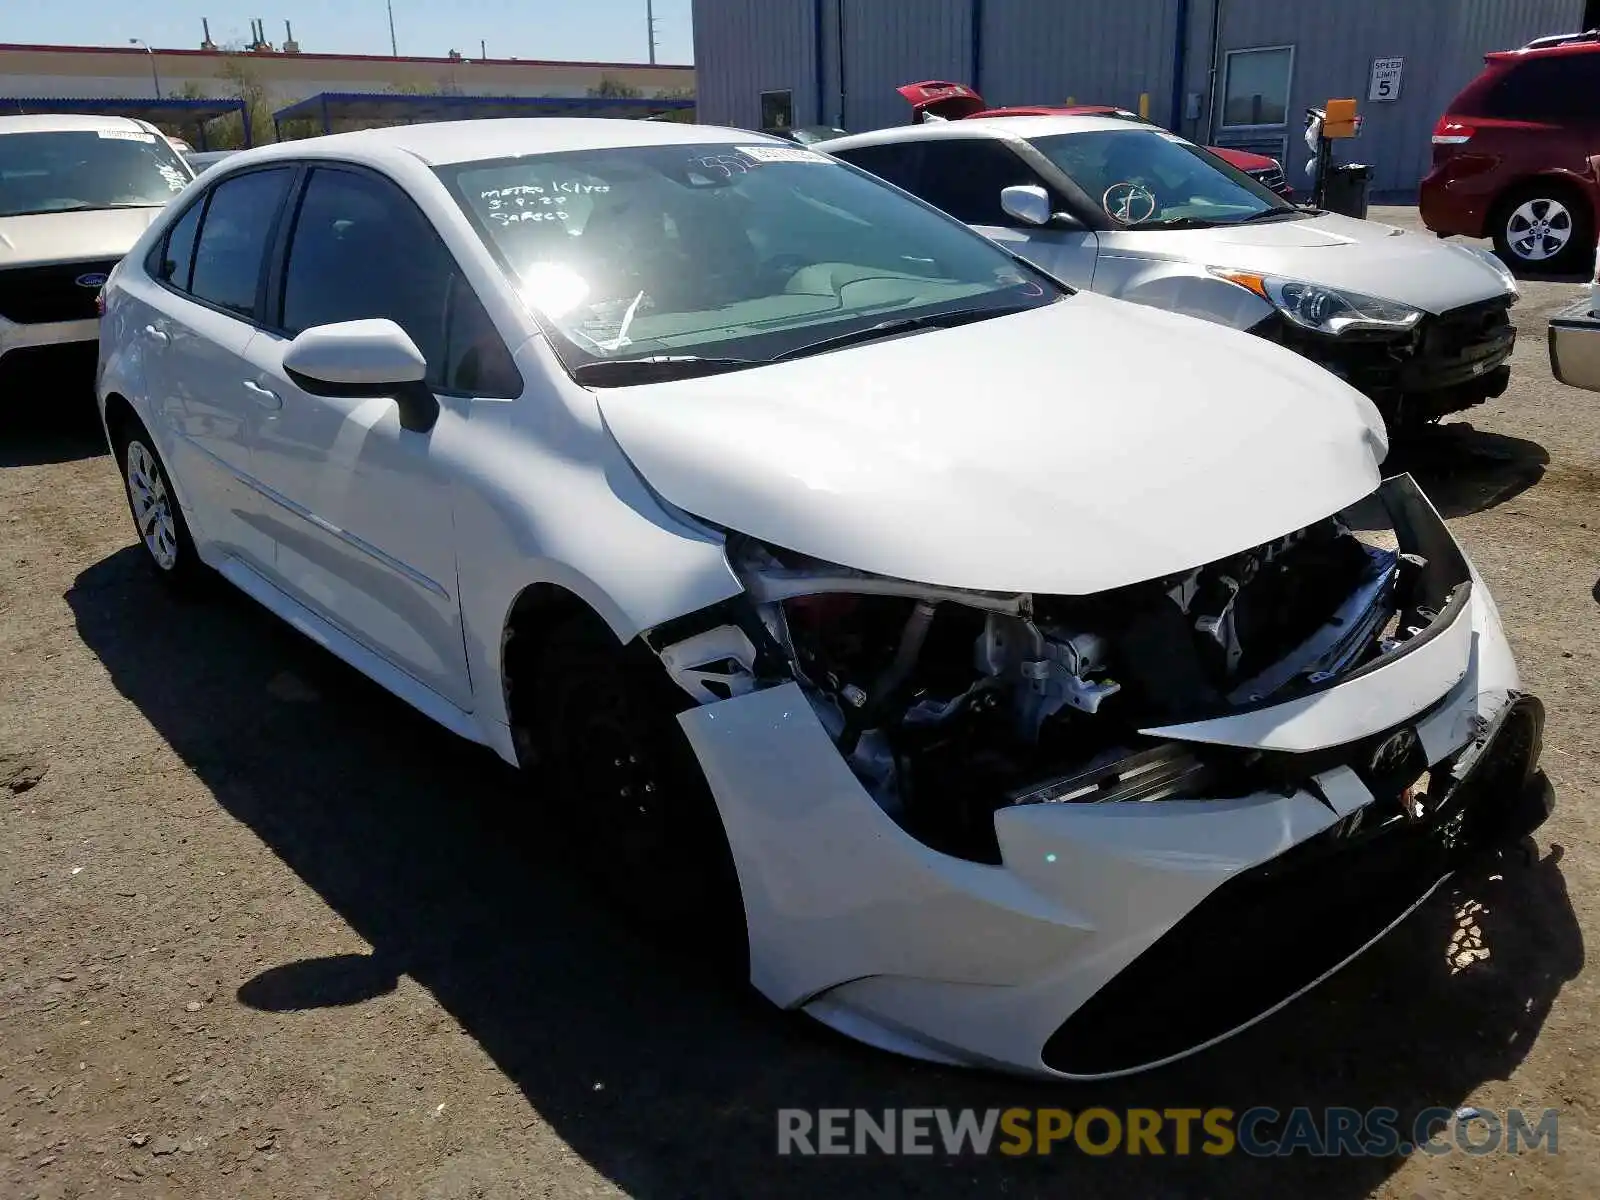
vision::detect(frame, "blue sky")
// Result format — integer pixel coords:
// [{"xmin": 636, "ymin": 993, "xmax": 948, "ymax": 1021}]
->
[{"xmin": 2, "ymin": 0, "xmax": 695, "ymax": 64}]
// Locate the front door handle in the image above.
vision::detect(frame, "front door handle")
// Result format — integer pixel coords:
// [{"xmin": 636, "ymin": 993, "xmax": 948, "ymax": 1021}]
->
[
  {"xmin": 143, "ymin": 324, "xmax": 169, "ymax": 344},
  {"xmin": 243, "ymin": 380, "xmax": 283, "ymax": 410}
]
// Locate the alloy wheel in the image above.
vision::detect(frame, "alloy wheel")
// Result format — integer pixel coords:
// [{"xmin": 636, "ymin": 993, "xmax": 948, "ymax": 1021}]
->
[{"xmin": 1505, "ymin": 198, "xmax": 1573, "ymax": 262}]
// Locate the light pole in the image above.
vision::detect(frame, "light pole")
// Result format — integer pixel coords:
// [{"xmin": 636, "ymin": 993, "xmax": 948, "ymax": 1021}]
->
[
  {"xmin": 130, "ymin": 38, "xmax": 161, "ymax": 98},
  {"xmin": 386, "ymin": 0, "xmax": 399, "ymax": 56}
]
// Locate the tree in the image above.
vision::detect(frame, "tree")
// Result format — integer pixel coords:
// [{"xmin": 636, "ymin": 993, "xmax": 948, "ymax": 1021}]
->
[
  {"xmin": 212, "ymin": 55, "xmax": 276, "ymax": 147},
  {"xmin": 588, "ymin": 75, "xmax": 643, "ymax": 99}
]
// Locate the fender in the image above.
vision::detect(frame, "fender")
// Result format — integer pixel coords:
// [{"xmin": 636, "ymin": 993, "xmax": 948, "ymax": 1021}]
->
[{"xmin": 450, "ymin": 336, "xmax": 743, "ymax": 756}]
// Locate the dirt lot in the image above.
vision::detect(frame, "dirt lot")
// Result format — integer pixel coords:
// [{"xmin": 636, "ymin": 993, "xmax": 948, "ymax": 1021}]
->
[{"xmin": 2, "ymin": 207, "xmax": 1598, "ymax": 1199}]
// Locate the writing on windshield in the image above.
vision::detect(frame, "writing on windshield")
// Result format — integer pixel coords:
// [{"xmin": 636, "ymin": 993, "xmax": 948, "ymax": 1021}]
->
[{"xmin": 438, "ymin": 142, "xmax": 1060, "ymax": 373}]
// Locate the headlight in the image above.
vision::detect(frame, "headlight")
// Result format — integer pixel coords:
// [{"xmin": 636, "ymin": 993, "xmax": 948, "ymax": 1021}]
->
[{"xmin": 1210, "ymin": 269, "xmax": 1425, "ymax": 335}]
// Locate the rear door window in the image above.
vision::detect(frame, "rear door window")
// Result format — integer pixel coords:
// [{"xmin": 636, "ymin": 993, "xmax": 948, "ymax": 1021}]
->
[
  {"xmin": 187, "ymin": 168, "xmax": 294, "ymax": 319},
  {"xmin": 831, "ymin": 141, "xmax": 925, "ymax": 195},
  {"xmin": 1485, "ymin": 55, "xmax": 1600, "ymax": 120}
]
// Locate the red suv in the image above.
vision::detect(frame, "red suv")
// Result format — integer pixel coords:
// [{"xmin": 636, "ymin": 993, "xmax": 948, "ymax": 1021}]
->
[{"xmin": 1421, "ymin": 32, "xmax": 1600, "ymax": 274}]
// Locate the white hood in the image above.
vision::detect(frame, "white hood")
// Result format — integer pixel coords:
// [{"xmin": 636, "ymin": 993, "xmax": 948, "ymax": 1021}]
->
[
  {"xmin": 1100, "ymin": 212, "xmax": 1511, "ymax": 315},
  {"xmin": 0, "ymin": 206, "xmax": 163, "ymax": 268},
  {"xmin": 598, "ymin": 294, "xmax": 1388, "ymax": 596}
]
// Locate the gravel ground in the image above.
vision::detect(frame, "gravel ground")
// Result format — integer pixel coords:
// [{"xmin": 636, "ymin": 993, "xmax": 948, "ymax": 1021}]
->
[{"xmin": 2, "ymin": 208, "xmax": 1597, "ymax": 1199}]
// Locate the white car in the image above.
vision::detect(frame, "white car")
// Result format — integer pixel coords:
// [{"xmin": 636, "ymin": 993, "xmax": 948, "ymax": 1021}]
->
[
  {"xmin": 97, "ymin": 119, "xmax": 1550, "ymax": 1079},
  {"xmin": 824, "ymin": 116, "xmax": 1522, "ymax": 431},
  {"xmin": 1, "ymin": 114, "xmax": 193, "ymax": 389}
]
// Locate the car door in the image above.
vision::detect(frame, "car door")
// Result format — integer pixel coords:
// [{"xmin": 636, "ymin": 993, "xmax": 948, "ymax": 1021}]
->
[
  {"xmin": 239, "ymin": 163, "xmax": 514, "ymax": 711},
  {"xmin": 137, "ymin": 166, "xmax": 296, "ymax": 573}
]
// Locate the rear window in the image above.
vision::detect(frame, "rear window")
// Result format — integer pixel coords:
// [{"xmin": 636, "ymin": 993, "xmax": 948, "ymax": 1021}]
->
[
  {"xmin": 0, "ymin": 127, "xmax": 192, "ymax": 218},
  {"xmin": 1459, "ymin": 53, "xmax": 1600, "ymax": 120}
]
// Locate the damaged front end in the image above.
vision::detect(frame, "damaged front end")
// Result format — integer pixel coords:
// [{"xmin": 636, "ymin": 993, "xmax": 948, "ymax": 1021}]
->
[
  {"xmin": 647, "ymin": 474, "xmax": 1485, "ymax": 865},
  {"xmin": 643, "ymin": 472, "xmax": 1549, "ymax": 1076}
]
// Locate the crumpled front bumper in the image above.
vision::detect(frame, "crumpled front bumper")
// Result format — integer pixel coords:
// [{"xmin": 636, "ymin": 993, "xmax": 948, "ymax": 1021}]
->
[{"xmin": 677, "ymin": 479, "xmax": 1550, "ymax": 1079}]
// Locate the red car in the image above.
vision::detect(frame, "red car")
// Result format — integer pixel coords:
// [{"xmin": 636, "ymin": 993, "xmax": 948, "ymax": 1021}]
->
[
  {"xmin": 897, "ymin": 81, "xmax": 1294, "ymax": 199},
  {"xmin": 1421, "ymin": 31, "xmax": 1600, "ymax": 274}
]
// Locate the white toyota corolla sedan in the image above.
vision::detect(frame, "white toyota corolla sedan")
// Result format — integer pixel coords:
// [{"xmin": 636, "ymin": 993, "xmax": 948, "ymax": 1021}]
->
[{"xmin": 96, "ymin": 119, "xmax": 1550, "ymax": 1079}]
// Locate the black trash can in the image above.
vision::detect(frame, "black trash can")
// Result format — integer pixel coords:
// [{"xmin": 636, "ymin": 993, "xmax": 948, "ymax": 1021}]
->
[{"xmin": 1321, "ymin": 163, "xmax": 1372, "ymax": 219}]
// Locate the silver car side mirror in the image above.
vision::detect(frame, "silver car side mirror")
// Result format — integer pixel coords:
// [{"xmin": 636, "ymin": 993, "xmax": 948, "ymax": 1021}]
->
[{"xmin": 1000, "ymin": 184, "xmax": 1053, "ymax": 227}]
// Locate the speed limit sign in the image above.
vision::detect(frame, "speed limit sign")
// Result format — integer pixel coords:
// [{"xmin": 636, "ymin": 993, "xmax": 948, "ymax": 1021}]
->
[{"xmin": 1369, "ymin": 57, "xmax": 1404, "ymax": 101}]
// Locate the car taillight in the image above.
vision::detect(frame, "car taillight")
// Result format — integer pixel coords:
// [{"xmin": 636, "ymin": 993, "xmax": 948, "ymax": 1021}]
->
[
  {"xmin": 94, "ymin": 288, "xmax": 106, "ymax": 318},
  {"xmin": 1431, "ymin": 117, "xmax": 1475, "ymax": 146}
]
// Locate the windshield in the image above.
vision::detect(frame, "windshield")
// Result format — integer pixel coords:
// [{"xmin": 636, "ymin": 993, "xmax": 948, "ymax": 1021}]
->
[
  {"xmin": 1029, "ymin": 129, "xmax": 1294, "ymax": 227},
  {"xmin": 0, "ymin": 129, "xmax": 193, "ymax": 218},
  {"xmin": 436, "ymin": 141, "xmax": 1062, "ymax": 371}
]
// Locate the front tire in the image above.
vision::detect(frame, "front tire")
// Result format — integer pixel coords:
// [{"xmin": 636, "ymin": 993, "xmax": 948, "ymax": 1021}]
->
[
  {"xmin": 112, "ymin": 418, "xmax": 206, "ymax": 590},
  {"xmin": 531, "ymin": 614, "xmax": 747, "ymax": 961},
  {"xmin": 1492, "ymin": 182, "xmax": 1593, "ymax": 274}
]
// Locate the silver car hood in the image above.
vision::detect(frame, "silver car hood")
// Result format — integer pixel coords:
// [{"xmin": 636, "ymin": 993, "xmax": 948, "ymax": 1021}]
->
[
  {"xmin": 0, "ymin": 206, "xmax": 163, "ymax": 269},
  {"xmin": 1099, "ymin": 213, "xmax": 1511, "ymax": 315},
  {"xmin": 599, "ymin": 293, "xmax": 1388, "ymax": 597}
]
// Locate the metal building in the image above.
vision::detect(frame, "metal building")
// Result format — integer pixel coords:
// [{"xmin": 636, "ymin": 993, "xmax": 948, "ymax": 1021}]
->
[{"xmin": 692, "ymin": 0, "xmax": 1591, "ymax": 196}]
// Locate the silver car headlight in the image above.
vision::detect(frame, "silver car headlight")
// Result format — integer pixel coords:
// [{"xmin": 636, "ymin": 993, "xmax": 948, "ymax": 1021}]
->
[{"xmin": 1210, "ymin": 269, "xmax": 1425, "ymax": 336}]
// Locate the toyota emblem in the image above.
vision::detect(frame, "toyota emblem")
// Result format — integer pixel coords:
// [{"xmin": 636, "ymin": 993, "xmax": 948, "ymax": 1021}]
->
[{"xmin": 1369, "ymin": 727, "xmax": 1418, "ymax": 774}]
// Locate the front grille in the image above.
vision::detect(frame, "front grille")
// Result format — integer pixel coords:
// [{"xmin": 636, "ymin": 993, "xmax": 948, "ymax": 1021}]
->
[
  {"xmin": 0, "ymin": 342, "xmax": 98, "ymax": 391},
  {"xmin": 1400, "ymin": 296, "xmax": 1515, "ymax": 392},
  {"xmin": 1424, "ymin": 296, "xmax": 1514, "ymax": 356},
  {"xmin": 0, "ymin": 259, "xmax": 119, "ymax": 325},
  {"xmin": 1249, "ymin": 166, "xmax": 1290, "ymax": 195}
]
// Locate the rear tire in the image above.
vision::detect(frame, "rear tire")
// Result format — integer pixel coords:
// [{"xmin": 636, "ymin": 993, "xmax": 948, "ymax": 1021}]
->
[
  {"xmin": 1492, "ymin": 181, "xmax": 1593, "ymax": 275},
  {"xmin": 531, "ymin": 614, "xmax": 748, "ymax": 965},
  {"xmin": 111, "ymin": 416, "xmax": 207, "ymax": 592}
]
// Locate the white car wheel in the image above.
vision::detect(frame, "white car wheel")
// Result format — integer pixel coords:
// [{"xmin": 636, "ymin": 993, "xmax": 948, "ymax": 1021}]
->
[{"xmin": 126, "ymin": 439, "xmax": 180, "ymax": 570}]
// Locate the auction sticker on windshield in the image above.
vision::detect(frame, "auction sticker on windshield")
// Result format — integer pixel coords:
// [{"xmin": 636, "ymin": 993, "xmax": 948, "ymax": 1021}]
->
[
  {"xmin": 736, "ymin": 144, "xmax": 830, "ymax": 164},
  {"xmin": 97, "ymin": 129, "xmax": 156, "ymax": 142}
]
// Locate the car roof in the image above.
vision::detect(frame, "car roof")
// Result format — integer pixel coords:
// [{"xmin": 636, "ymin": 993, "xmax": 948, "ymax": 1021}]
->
[
  {"xmin": 1488, "ymin": 35, "xmax": 1600, "ymax": 61},
  {"xmin": 0, "ymin": 113, "xmax": 159, "ymax": 137},
  {"xmin": 825, "ymin": 113, "xmax": 1151, "ymax": 153},
  {"xmin": 217, "ymin": 118, "xmax": 781, "ymax": 170}
]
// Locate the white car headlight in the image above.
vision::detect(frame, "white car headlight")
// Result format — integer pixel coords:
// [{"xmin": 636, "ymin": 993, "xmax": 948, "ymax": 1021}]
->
[{"xmin": 1210, "ymin": 269, "xmax": 1425, "ymax": 335}]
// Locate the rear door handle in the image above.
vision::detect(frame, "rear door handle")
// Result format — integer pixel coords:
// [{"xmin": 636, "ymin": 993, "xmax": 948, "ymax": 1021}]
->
[
  {"xmin": 243, "ymin": 380, "xmax": 283, "ymax": 410},
  {"xmin": 143, "ymin": 325, "xmax": 169, "ymax": 344}
]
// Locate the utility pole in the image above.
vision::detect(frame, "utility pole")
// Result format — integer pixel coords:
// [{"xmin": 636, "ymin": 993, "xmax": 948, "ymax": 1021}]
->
[
  {"xmin": 386, "ymin": 0, "xmax": 399, "ymax": 56},
  {"xmin": 646, "ymin": 0, "xmax": 658, "ymax": 64},
  {"xmin": 130, "ymin": 39, "xmax": 161, "ymax": 98}
]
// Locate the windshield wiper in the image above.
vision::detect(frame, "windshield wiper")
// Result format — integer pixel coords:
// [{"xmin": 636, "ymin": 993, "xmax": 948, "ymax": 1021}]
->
[
  {"xmin": 770, "ymin": 305, "xmax": 1036, "ymax": 363},
  {"xmin": 0, "ymin": 201, "xmax": 166, "ymax": 217},
  {"xmin": 1130, "ymin": 216, "xmax": 1220, "ymax": 230},
  {"xmin": 572, "ymin": 354, "xmax": 762, "ymax": 386},
  {"xmin": 1229, "ymin": 208, "xmax": 1303, "ymax": 224}
]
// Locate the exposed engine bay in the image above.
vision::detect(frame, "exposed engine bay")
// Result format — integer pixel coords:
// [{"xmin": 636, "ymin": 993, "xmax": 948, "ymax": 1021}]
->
[{"xmin": 646, "ymin": 479, "xmax": 1471, "ymax": 863}]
